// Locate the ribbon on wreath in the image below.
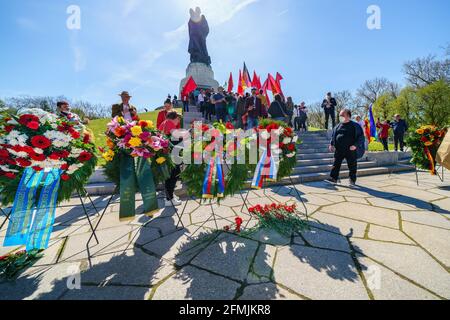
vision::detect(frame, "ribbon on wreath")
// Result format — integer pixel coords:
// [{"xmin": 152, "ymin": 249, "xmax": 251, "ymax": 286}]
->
[
  {"xmin": 4, "ymin": 168, "xmax": 62, "ymax": 251},
  {"xmin": 119, "ymin": 153, "xmax": 159, "ymax": 221},
  {"xmin": 424, "ymin": 146, "xmax": 436, "ymax": 175},
  {"xmin": 202, "ymin": 155, "xmax": 225, "ymax": 199},
  {"xmin": 252, "ymin": 145, "xmax": 278, "ymax": 190}
]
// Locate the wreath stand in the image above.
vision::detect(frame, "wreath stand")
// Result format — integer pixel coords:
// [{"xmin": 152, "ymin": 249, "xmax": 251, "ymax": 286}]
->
[{"xmin": 415, "ymin": 164, "xmax": 446, "ymax": 186}]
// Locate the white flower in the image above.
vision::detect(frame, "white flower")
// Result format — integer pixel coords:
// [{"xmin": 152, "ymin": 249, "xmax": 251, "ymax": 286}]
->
[
  {"xmin": 8, "ymin": 149, "xmax": 28, "ymax": 158},
  {"xmin": 283, "ymin": 137, "xmax": 292, "ymax": 145},
  {"xmin": 0, "ymin": 165, "xmax": 19, "ymax": 173},
  {"xmin": 70, "ymin": 148, "xmax": 83, "ymax": 158},
  {"xmin": 33, "ymin": 148, "xmax": 44, "ymax": 154},
  {"xmin": 67, "ymin": 163, "xmax": 83, "ymax": 174},
  {"xmin": 44, "ymin": 130, "xmax": 71, "ymax": 148},
  {"xmin": 292, "ymin": 136, "xmax": 299, "ymax": 143},
  {"xmin": 7, "ymin": 119, "xmax": 19, "ymax": 125},
  {"xmin": 287, "ymin": 152, "xmax": 296, "ymax": 158},
  {"xmin": 272, "ymin": 148, "xmax": 282, "ymax": 155},
  {"xmin": 260, "ymin": 131, "xmax": 271, "ymax": 140}
]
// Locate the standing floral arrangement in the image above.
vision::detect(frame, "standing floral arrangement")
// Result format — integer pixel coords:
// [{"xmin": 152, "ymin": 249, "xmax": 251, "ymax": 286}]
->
[
  {"xmin": 407, "ymin": 125, "xmax": 448, "ymax": 175},
  {"xmin": 101, "ymin": 116, "xmax": 174, "ymax": 220},
  {"xmin": 0, "ymin": 108, "xmax": 97, "ymax": 252},
  {"xmin": 251, "ymin": 119, "xmax": 298, "ymax": 189},
  {"xmin": 0, "ymin": 108, "xmax": 97, "ymax": 205},
  {"xmin": 181, "ymin": 121, "xmax": 250, "ymax": 200}
]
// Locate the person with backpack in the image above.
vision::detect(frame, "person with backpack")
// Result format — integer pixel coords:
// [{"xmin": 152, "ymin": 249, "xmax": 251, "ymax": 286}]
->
[
  {"xmin": 326, "ymin": 109, "xmax": 364, "ymax": 187},
  {"xmin": 268, "ymin": 94, "xmax": 289, "ymax": 123}
]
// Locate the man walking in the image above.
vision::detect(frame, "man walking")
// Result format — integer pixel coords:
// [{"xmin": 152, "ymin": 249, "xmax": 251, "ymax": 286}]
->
[
  {"xmin": 322, "ymin": 92, "xmax": 337, "ymax": 130},
  {"xmin": 327, "ymin": 109, "xmax": 364, "ymax": 186},
  {"xmin": 392, "ymin": 114, "xmax": 408, "ymax": 152}
]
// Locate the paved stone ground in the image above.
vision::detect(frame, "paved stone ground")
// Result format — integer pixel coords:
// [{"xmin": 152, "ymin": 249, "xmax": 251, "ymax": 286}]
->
[{"xmin": 1, "ymin": 171, "xmax": 449, "ymax": 300}]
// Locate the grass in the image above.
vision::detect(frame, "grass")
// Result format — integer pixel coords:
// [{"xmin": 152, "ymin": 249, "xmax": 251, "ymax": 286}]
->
[{"xmin": 368, "ymin": 142, "xmax": 396, "ymax": 152}]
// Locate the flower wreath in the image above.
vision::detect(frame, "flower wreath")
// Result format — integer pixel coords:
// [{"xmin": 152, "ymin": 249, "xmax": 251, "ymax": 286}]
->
[
  {"xmin": 181, "ymin": 122, "xmax": 251, "ymax": 200},
  {"xmin": 0, "ymin": 108, "xmax": 97, "ymax": 206},
  {"xmin": 407, "ymin": 125, "xmax": 448, "ymax": 175},
  {"xmin": 102, "ymin": 116, "xmax": 174, "ymax": 187}
]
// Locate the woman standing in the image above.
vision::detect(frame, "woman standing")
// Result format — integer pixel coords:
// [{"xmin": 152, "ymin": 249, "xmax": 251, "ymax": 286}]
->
[
  {"xmin": 286, "ymin": 97, "xmax": 295, "ymax": 127},
  {"xmin": 268, "ymin": 94, "xmax": 289, "ymax": 122},
  {"xmin": 376, "ymin": 119, "xmax": 391, "ymax": 152}
]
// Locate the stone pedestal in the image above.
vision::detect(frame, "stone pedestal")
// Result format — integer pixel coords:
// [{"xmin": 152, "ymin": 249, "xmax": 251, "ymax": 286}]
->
[{"xmin": 179, "ymin": 62, "xmax": 220, "ymax": 94}]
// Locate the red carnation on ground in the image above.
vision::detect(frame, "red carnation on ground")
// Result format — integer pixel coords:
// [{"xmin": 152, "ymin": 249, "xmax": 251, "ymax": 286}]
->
[
  {"xmin": 16, "ymin": 158, "xmax": 32, "ymax": 168},
  {"xmin": 235, "ymin": 217, "xmax": 243, "ymax": 233},
  {"xmin": 31, "ymin": 136, "xmax": 52, "ymax": 149},
  {"xmin": 78, "ymin": 151, "xmax": 92, "ymax": 162},
  {"xmin": 26, "ymin": 121, "xmax": 40, "ymax": 130},
  {"xmin": 61, "ymin": 174, "xmax": 71, "ymax": 181}
]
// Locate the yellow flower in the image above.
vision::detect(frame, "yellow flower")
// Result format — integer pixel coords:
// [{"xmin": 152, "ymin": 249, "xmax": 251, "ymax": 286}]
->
[
  {"xmin": 156, "ymin": 157, "xmax": 167, "ymax": 165},
  {"xmin": 117, "ymin": 117, "xmax": 125, "ymax": 123},
  {"xmin": 102, "ymin": 150, "xmax": 115, "ymax": 162},
  {"xmin": 129, "ymin": 137, "xmax": 142, "ymax": 147},
  {"xmin": 131, "ymin": 126, "xmax": 143, "ymax": 137},
  {"xmin": 146, "ymin": 121, "xmax": 155, "ymax": 129},
  {"xmin": 416, "ymin": 129, "xmax": 424, "ymax": 135},
  {"xmin": 106, "ymin": 138, "xmax": 115, "ymax": 149}
]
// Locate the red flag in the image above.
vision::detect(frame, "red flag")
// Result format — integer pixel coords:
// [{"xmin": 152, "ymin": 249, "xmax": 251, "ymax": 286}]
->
[
  {"xmin": 181, "ymin": 76, "xmax": 197, "ymax": 98},
  {"xmin": 252, "ymin": 71, "xmax": 262, "ymax": 90},
  {"xmin": 275, "ymin": 72, "xmax": 285, "ymax": 97},
  {"xmin": 227, "ymin": 72, "xmax": 234, "ymax": 92},
  {"xmin": 237, "ymin": 70, "xmax": 244, "ymax": 96},
  {"xmin": 243, "ymin": 63, "xmax": 252, "ymax": 88},
  {"xmin": 268, "ymin": 74, "xmax": 280, "ymax": 94}
]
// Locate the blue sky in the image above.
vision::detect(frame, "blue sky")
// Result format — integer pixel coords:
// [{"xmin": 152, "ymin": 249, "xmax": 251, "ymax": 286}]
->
[{"xmin": 0, "ymin": 0, "xmax": 449, "ymax": 110}]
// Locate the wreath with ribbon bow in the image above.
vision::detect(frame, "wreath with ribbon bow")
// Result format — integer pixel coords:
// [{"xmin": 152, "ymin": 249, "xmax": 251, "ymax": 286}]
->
[{"xmin": 407, "ymin": 125, "xmax": 448, "ymax": 175}]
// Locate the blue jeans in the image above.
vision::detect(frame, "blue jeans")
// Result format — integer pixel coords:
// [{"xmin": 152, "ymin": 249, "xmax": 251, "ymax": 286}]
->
[
  {"xmin": 247, "ymin": 117, "xmax": 259, "ymax": 130},
  {"xmin": 215, "ymin": 106, "xmax": 227, "ymax": 123}
]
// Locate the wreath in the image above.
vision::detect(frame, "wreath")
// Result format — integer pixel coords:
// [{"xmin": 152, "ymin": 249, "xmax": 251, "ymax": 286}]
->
[
  {"xmin": 101, "ymin": 116, "xmax": 174, "ymax": 187},
  {"xmin": 407, "ymin": 125, "xmax": 448, "ymax": 175},
  {"xmin": 181, "ymin": 122, "xmax": 251, "ymax": 200},
  {"xmin": 0, "ymin": 108, "xmax": 97, "ymax": 206}
]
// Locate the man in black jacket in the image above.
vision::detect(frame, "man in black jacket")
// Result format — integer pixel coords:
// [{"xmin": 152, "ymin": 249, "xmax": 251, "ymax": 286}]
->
[
  {"xmin": 322, "ymin": 92, "xmax": 337, "ymax": 130},
  {"xmin": 391, "ymin": 114, "xmax": 408, "ymax": 152},
  {"xmin": 326, "ymin": 109, "xmax": 364, "ymax": 186}
]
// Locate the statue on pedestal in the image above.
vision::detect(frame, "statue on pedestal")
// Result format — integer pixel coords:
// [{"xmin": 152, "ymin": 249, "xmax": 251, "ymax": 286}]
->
[{"xmin": 188, "ymin": 7, "xmax": 211, "ymax": 66}]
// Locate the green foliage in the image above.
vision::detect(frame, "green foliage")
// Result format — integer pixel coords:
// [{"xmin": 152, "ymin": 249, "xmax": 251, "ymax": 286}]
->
[
  {"xmin": 0, "ymin": 250, "xmax": 43, "ymax": 280},
  {"xmin": 416, "ymin": 80, "xmax": 450, "ymax": 127},
  {"xmin": 373, "ymin": 93, "xmax": 396, "ymax": 120},
  {"xmin": 390, "ymin": 87, "xmax": 421, "ymax": 129}
]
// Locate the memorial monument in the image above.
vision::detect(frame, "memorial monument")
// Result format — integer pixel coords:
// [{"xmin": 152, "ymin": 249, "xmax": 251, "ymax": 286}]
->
[{"xmin": 179, "ymin": 7, "xmax": 220, "ymax": 94}]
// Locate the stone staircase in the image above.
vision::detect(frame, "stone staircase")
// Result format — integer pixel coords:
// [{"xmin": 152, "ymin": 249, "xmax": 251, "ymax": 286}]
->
[
  {"xmin": 285, "ymin": 131, "xmax": 414, "ymax": 184},
  {"xmin": 85, "ymin": 129, "xmax": 415, "ymax": 196},
  {"xmin": 182, "ymin": 105, "xmax": 203, "ymax": 129}
]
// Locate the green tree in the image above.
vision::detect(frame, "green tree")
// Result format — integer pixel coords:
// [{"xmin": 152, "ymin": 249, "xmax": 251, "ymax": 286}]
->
[
  {"xmin": 416, "ymin": 80, "xmax": 450, "ymax": 127},
  {"xmin": 390, "ymin": 87, "xmax": 420, "ymax": 129},
  {"xmin": 373, "ymin": 93, "xmax": 396, "ymax": 120}
]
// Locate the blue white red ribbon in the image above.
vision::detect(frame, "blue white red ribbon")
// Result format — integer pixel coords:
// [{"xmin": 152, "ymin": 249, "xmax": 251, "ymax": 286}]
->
[{"xmin": 202, "ymin": 155, "xmax": 225, "ymax": 199}]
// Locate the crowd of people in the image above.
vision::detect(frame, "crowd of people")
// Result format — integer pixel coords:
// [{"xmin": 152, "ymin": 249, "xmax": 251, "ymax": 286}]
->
[{"xmin": 181, "ymin": 86, "xmax": 310, "ymax": 132}]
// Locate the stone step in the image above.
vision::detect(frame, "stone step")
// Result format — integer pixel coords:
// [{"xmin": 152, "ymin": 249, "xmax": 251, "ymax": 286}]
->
[
  {"xmin": 297, "ymin": 158, "xmax": 341, "ymax": 166},
  {"xmin": 298, "ymin": 148, "xmax": 331, "ymax": 154},
  {"xmin": 297, "ymin": 152, "xmax": 335, "ymax": 160},
  {"xmin": 300, "ymin": 143, "xmax": 331, "ymax": 149},
  {"xmin": 292, "ymin": 161, "xmax": 378, "ymax": 174}
]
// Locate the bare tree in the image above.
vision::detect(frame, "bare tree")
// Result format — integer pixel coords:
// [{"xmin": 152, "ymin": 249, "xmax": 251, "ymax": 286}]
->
[
  {"xmin": 356, "ymin": 77, "xmax": 400, "ymax": 106},
  {"xmin": 403, "ymin": 54, "xmax": 450, "ymax": 88}
]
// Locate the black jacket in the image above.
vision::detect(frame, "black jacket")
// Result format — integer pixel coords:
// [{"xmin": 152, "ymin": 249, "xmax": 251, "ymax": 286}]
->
[
  {"xmin": 331, "ymin": 121, "xmax": 365, "ymax": 159},
  {"xmin": 322, "ymin": 98, "xmax": 337, "ymax": 111},
  {"xmin": 268, "ymin": 101, "xmax": 288, "ymax": 119}
]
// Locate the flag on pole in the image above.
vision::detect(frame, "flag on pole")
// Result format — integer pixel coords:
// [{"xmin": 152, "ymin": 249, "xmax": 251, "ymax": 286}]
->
[
  {"xmin": 369, "ymin": 104, "xmax": 378, "ymax": 141},
  {"xmin": 262, "ymin": 79, "xmax": 271, "ymax": 106},
  {"xmin": 227, "ymin": 72, "xmax": 234, "ymax": 92},
  {"xmin": 243, "ymin": 63, "xmax": 252, "ymax": 88},
  {"xmin": 181, "ymin": 76, "xmax": 197, "ymax": 98},
  {"xmin": 252, "ymin": 71, "xmax": 262, "ymax": 90},
  {"xmin": 237, "ymin": 70, "xmax": 244, "ymax": 96},
  {"xmin": 275, "ymin": 72, "xmax": 285, "ymax": 98},
  {"xmin": 268, "ymin": 74, "xmax": 281, "ymax": 94}
]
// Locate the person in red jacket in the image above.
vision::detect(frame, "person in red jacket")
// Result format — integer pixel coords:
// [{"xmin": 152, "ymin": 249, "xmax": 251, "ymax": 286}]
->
[
  {"xmin": 157, "ymin": 99, "xmax": 175, "ymax": 129},
  {"xmin": 376, "ymin": 119, "xmax": 391, "ymax": 151}
]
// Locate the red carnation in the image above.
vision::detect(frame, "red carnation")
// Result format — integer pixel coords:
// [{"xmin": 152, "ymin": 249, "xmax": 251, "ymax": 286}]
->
[
  {"xmin": 26, "ymin": 121, "xmax": 40, "ymax": 130},
  {"xmin": 78, "ymin": 151, "xmax": 92, "ymax": 162},
  {"xmin": 0, "ymin": 149, "xmax": 9, "ymax": 159},
  {"xmin": 5, "ymin": 125, "xmax": 14, "ymax": 133},
  {"xmin": 284, "ymin": 127, "xmax": 294, "ymax": 136},
  {"xmin": 32, "ymin": 166, "xmax": 43, "ymax": 172},
  {"xmin": 29, "ymin": 153, "xmax": 46, "ymax": 162},
  {"xmin": 31, "ymin": 136, "xmax": 52, "ymax": 149},
  {"xmin": 61, "ymin": 174, "xmax": 71, "ymax": 181},
  {"xmin": 83, "ymin": 134, "xmax": 91, "ymax": 144},
  {"xmin": 18, "ymin": 114, "xmax": 39, "ymax": 126},
  {"xmin": 139, "ymin": 121, "xmax": 148, "ymax": 128},
  {"xmin": 4, "ymin": 172, "xmax": 16, "ymax": 179},
  {"xmin": 16, "ymin": 158, "xmax": 32, "ymax": 168},
  {"xmin": 70, "ymin": 130, "xmax": 81, "ymax": 139},
  {"xmin": 49, "ymin": 153, "xmax": 61, "ymax": 160},
  {"xmin": 226, "ymin": 122, "xmax": 235, "ymax": 130},
  {"xmin": 61, "ymin": 163, "xmax": 70, "ymax": 171},
  {"xmin": 288, "ymin": 144, "xmax": 296, "ymax": 152}
]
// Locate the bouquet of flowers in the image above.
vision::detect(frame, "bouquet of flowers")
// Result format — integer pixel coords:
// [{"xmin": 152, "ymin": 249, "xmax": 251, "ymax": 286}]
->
[
  {"xmin": 248, "ymin": 203, "xmax": 306, "ymax": 237},
  {"xmin": 407, "ymin": 125, "xmax": 448, "ymax": 175},
  {"xmin": 181, "ymin": 121, "xmax": 250, "ymax": 200},
  {"xmin": 251, "ymin": 119, "xmax": 298, "ymax": 189},
  {"xmin": 102, "ymin": 116, "xmax": 173, "ymax": 186},
  {"xmin": 0, "ymin": 108, "xmax": 97, "ymax": 205}
]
